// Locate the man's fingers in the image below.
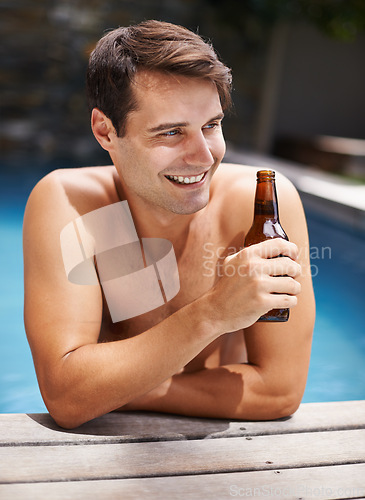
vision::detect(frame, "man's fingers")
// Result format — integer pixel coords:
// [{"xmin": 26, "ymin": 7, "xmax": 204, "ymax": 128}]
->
[
  {"xmin": 266, "ymin": 257, "xmax": 301, "ymax": 278},
  {"xmin": 228, "ymin": 253, "xmax": 301, "ymax": 279},
  {"xmin": 268, "ymin": 293, "xmax": 298, "ymax": 311},
  {"xmin": 266, "ymin": 276, "xmax": 302, "ymax": 295},
  {"xmin": 246, "ymin": 238, "xmax": 299, "ymax": 260}
]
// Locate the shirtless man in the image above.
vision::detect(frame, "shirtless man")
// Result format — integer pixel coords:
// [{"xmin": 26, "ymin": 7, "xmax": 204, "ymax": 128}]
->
[{"xmin": 23, "ymin": 20, "xmax": 315, "ymax": 429}]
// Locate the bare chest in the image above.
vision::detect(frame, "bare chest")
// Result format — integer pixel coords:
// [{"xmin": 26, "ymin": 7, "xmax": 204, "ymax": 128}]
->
[
  {"xmin": 99, "ymin": 224, "xmax": 222, "ymax": 336},
  {"xmin": 98, "ymin": 224, "xmax": 245, "ymax": 367}
]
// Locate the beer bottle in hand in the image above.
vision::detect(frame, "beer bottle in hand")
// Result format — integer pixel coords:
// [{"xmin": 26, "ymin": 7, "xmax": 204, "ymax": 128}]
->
[{"xmin": 244, "ymin": 170, "xmax": 289, "ymax": 322}]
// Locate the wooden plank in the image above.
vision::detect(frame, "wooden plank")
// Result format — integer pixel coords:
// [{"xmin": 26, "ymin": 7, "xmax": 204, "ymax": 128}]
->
[
  {"xmin": 0, "ymin": 463, "xmax": 364, "ymax": 499},
  {"xmin": 1, "ymin": 401, "xmax": 364, "ymax": 446},
  {"xmin": 0, "ymin": 429, "xmax": 364, "ymax": 483}
]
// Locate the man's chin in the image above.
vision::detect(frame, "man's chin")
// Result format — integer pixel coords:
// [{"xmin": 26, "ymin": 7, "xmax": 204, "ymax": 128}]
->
[{"xmin": 169, "ymin": 198, "xmax": 209, "ymax": 215}]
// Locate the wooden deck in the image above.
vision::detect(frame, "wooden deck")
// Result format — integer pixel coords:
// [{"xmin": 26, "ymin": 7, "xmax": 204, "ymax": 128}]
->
[{"xmin": 0, "ymin": 401, "xmax": 364, "ymax": 499}]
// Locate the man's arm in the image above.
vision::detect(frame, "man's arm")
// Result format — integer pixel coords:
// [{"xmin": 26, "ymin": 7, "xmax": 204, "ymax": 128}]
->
[
  {"xmin": 23, "ymin": 171, "xmax": 223, "ymax": 428},
  {"xmin": 120, "ymin": 173, "xmax": 315, "ymax": 419},
  {"xmin": 24, "ymin": 170, "xmax": 306, "ymax": 429}
]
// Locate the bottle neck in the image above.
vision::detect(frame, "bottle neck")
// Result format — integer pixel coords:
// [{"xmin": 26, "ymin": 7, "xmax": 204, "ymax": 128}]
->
[{"xmin": 253, "ymin": 174, "xmax": 279, "ymax": 220}]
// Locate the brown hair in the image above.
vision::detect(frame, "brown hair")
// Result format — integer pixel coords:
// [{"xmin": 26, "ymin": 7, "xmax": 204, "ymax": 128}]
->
[{"xmin": 86, "ymin": 20, "xmax": 232, "ymax": 136}]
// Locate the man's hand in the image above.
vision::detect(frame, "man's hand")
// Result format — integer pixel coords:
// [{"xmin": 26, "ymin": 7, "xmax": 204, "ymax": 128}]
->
[{"xmin": 205, "ymin": 238, "xmax": 302, "ymax": 333}]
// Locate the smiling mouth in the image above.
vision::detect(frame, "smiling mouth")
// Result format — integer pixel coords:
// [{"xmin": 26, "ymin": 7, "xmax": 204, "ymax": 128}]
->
[{"xmin": 165, "ymin": 173, "xmax": 205, "ymax": 185}]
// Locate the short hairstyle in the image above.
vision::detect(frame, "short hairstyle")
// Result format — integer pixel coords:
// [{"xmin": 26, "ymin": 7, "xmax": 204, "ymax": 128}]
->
[{"xmin": 86, "ymin": 20, "xmax": 232, "ymax": 136}]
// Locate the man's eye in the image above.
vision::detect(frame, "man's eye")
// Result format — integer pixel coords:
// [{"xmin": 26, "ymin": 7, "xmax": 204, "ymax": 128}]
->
[
  {"xmin": 204, "ymin": 122, "xmax": 220, "ymax": 130},
  {"xmin": 162, "ymin": 130, "xmax": 180, "ymax": 137}
]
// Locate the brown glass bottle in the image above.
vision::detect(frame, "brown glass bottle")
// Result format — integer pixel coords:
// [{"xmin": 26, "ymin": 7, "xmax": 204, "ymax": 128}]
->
[{"xmin": 244, "ymin": 170, "xmax": 289, "ymax": 322}]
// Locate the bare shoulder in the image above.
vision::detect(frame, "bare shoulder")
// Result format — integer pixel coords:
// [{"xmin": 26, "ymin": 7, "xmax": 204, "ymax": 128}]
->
[
  {"xmin": 209, "ymin": 163, "xmax": 257, "ymax": 218},
  {"xmin": 211, "ymin": 162, "xmax": 256, "ymax": 192},
  {"xmin": 212, "ymin": 162, "xmax": 302, "ymax": 211},
  {"xmin": 23, "ymin": 165, "xmax": 120, "ymax": 289},
  {"xmin": 23, "ymin": 168, "xmax": 112, "ymax": 339},
  {"xmin": 274, "ymin": 170, "xmax": 308, "ymax": 244},
  {"xmin": 25, "ymin": 165, "xmax": 118, "ymax": 221},
  {"xmin": 213, "ymin": 162, "xmax": 299, "ymax": 198}
]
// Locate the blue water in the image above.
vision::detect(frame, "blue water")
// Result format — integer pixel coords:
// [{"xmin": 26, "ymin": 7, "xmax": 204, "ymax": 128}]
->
[
  {"xmin": 1, "ymin": 172, "xmax": 365, "ymax": 413},
  {"xmin": 303, "ymin": 211, "xmax": 365, "ymax": 403},
  {"xmin": 0, "ymin": 178, "xmax": 46, "ymax": 413}
]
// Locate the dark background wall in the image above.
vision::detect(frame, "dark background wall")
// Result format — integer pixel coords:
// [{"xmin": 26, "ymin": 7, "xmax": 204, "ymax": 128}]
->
[
  {"xmin": 272, "ymin": 22, "xmax": 365, "ymax": 145},
  {"xmin": 1, "ymin": 0, "xmax": 364, "ymax": 174}
]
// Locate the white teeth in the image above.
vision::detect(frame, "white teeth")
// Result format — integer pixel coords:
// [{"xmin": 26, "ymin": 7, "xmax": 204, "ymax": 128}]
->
[{"xmin": 166, "ymin": 173, "xmax": 205, "ymax": 185}]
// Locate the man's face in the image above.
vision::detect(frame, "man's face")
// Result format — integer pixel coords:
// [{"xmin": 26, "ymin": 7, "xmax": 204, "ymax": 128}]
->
[{"xmin": 111, "ymin": 70, "xmax": 226, "ymax": 216}]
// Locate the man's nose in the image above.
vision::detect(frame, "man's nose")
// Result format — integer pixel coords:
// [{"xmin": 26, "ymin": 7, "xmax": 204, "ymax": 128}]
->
[{"xmin": 183, "ymin": 132, "xmax": 214, "ymax": 167}]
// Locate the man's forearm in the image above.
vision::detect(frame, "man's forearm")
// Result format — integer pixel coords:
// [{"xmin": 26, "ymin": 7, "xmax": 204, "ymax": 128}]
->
[
  {"xmin": 37, "ymin": 237, "xmax": 305, "ymax": 428},
  {"xmin": 122, "ymin": 363, "xmax": 301, "ymax": 421},
  {"xmin": 45, "ymin": 297, "xmax": 219, "ymax": 429}
]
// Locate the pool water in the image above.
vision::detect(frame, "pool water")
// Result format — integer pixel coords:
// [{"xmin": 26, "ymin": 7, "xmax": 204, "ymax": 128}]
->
[
  {"xmin": 303, "ymin": 211, "xmax": 365, "ymax": 403},
  {"xmin": 1, "ymin": 174, "xmax": 365, "ymax": 413}
]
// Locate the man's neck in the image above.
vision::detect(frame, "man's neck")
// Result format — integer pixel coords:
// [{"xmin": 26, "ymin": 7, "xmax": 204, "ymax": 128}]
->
[
  {"xmin": 129, "ymin": 195, "xmax": 200, "ymax": 242},
  {"xmin": 112, "ymin": 168, "xmax": 203, "ymax": 248}
]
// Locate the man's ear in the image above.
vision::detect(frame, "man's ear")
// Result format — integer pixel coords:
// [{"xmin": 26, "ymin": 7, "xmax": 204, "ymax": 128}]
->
[{"xmin": 91, "ymin": 108, "xmax": 117, "ymax": 151}]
